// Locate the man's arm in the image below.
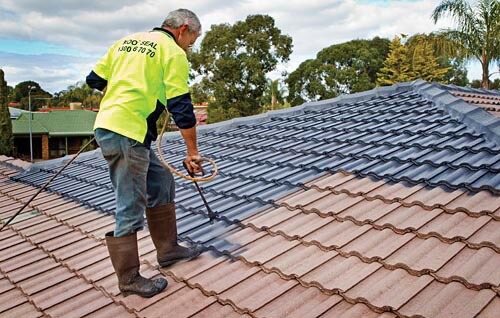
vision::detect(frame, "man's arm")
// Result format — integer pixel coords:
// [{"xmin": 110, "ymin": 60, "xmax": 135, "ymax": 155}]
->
[
  {"xmin": 86, "ymin": 71, "xmax": 107, "ymax": 92},
  {"xmin": 166, "ymin": 93, "xmax": 201, "ymax": 174}
]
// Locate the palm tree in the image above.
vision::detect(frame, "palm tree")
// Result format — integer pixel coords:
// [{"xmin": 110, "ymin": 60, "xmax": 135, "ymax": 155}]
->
[{"xmin": 432, "ymin": 0, "xmax": 500, "ymax": 89}]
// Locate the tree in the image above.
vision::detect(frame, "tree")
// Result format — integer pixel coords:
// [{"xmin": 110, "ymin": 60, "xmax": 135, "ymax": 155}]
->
[
  {"xmin": 406, "ymin": 33, "xmax": 468, "ymax": 86},
  {"xmin": 190, "ymin": 14, "xmax": 293, "ymax": 122},
  {"xmin": 54, "ymin": 81, "xmax": 102, "ymax": 109},
  {"xmin": 286, "ymin": 37, "xmax": 390, "ymax": 105},
  {"xmin": 432, "ymin": 0, "xmax": 500, "ymax": 89},
  {"xmin": 0, "ymin": 69, "xmax": 14, "ymax": 156},
  {"xmin": 407, "ymin": 37, "xmax": 450, "ymax": 82},
  {"xmin": 13, "ymin": 81, "xmax": 52, "ymax": 111},
  {"xmin": 261, "ymin": 79, "xmax": 287, "ymax": 111},
  {"xmin": 377, "ymin": 36, "xmax": 414, "ymax": 86}
]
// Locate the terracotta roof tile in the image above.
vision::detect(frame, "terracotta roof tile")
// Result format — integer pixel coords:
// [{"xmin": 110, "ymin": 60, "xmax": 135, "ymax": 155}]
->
[
  {"xmin": 446, "ymin": 190, "xmax": 500, "ymax": 214},
  {"xmin": 385, "ymin": 237, "xmax": 464, "ymax": 272},
  {"xmin": 218, "ymin": 271, "xmax": 297, "ymax": 313},
  {"xmin": 303, "ymin": 221, "xmax": 372, "ymax": 248},
  {"xmin": 477, "ymin": 296, "xmax": 500, "ymax": 317},
  {"xmin": 399, "ymin": 281, "xmax": 495, "ymax": 317},
  {"xmin": 140, "ymin": 286, "xmax": 217, "ymax": 318},
  {"xmin": 346, "ymin": 267, "xmax": 434, "ymax": 310},
  {"xmin": 269, "ymin": 212, "xmax": 332, "ymax": 238},
  {"xmin": 342, "ymin": 228, "xmax": 415, "ymax": 259},
  {"xmin": 162, "ymin": 251, "xmax": 225, "ymax": 281},
  {"xmin": 436, "ymin": 247, "xmax": 500, "ymax": 287},
  {"xmin": 255, "ymin": 284, "xmax": 343, "ymax": 318},
  {"xmin": 469, "ymin": 220, "xmax": 500, "ymax": 246},
  {"xmin": 378, "ymin": 204, "xmax": 441, "ymax": 229},
  {"xmin": 190, "ymin": 302, "xmax": 252, "ymax": 318},
  {"xmin": 0, "ymin": 287, "xmax": 30, "ymax": 314},
  {"xmin": 418, "ymin": 212, "xmax": 491, "ymax": 240},
  {"xmin": 236, "ymin": 234, "xmax": 300, "ymax": 264},
  {"xmin": 321, "ymin": 301, "xmax": 397, "ymax": 318},
  {"xmin": 189, "ymin": 259, "xmax": 260, "ymax": 294},
  {"xmin": 44, "ymin": 288, "xmax": 113, "ymax": 317},
  {"xmin": 264, "ymin": 244, "xmax": 338, "ymax": 277},
  {"xmin": 0, "ymin": 302, "xmax": 42, "ymax": 318},
  {"xmin": 7, "ymin": 257, "xmax": 59, "ymax": 284},
  {"xmin": 302, "ymin": 255, "xmax": 382, "ymax": 291},
  {"xmin": 246, "ymin": 207, "xmax": 302, "ymax": 230},
  {"xmin": 19, "ymin": 266, "xmax": 74, "ymax": 296},
  {"xmin": 82, "ymin": 303, "xmax": 136, "ymax": 318},
  {"xmin": 337, "ymin": 199, "xmax": 400, "ymax": 222}
]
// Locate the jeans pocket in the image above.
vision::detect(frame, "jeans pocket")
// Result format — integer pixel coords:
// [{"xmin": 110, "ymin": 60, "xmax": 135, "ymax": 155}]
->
[{"xmin": 95, "ymin": 129, "xmax": 120, "ymax": 160}]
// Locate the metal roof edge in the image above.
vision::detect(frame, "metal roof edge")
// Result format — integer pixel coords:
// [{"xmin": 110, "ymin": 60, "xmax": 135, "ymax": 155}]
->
[{"xmin": 413, "ymin": 79, "xmax": 500, "ymax": 147}]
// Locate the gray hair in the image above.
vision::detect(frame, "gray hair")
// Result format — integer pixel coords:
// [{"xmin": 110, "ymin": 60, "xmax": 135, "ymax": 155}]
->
[{"xmin": 162, "ymin": 9, "xmax": 201, "ymax": 33}]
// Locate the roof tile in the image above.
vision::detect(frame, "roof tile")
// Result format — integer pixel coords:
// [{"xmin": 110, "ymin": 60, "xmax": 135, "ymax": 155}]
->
[
  {"xmin": 190, "ymin": 302, "xmax": 251, "ymax": 318},
  {"xmin": 189, "ymin": 259, "xmax": 260, "ymax": 294},
  {"xmin": 29, "ymin": 276, "xmax": 92, "ymax": 310},
  {"xmin": 302, "ymin": 255, "xmax": 382, "ymax": 291},
  {"xmin": 436, "ymin": 247, "xmax": 500, "ymax": 286},
  {"xmin": 303, "ymin": 221, "xmax": 372, "ymax": 248},
  {"xmin": 375, "ymin": 205, "xmax": 442, "ymax": 230},
  {"xmin": 44, "ymin": 288, "xmax": 112, "ymax": 317},
  {"xmin": 343, "ymin": 228, "xmax": 415, "ymax": 259},
  {"xmin": 399, "ymin": 281, "xmax": 495, "ymax": 318},
  {"xmin": 264, "ymin": 244, "xmax": 338, "ymax": 277},
  {"xmin": 418, "ymin": 212, "xmax": 491, "ymax": 239},
  {"xmin": 255, "ymin": 284, "xmax": 343, "ymax": 318},
  {"xmin": 140, "ymin": 286, "xmax": 217, "ymax": 318},
  {"xmin": 321, "ymin": 301, "xmax": 397, "ymax": 318},
  {"xmin": 218, "ymin": 271, "xmax": 297, "ymax": 313},
  {"xmin": 345, "ymin": 267, "xmax": 433, "ymax": 310},
  {"xmin": 385, "ymin": 237, "xmax": 464, "ymax": 272}
]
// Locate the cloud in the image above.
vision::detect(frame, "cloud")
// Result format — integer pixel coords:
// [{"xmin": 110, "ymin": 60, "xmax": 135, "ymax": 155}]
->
[{"xmin": 0, "ymin": 52, "xmax": 94, "ymax": 92}]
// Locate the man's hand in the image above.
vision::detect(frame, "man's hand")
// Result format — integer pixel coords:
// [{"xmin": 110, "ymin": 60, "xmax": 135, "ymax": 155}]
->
[{"xmin": 184, "ymin": 154, "xmax": 203, "ymax": 175}]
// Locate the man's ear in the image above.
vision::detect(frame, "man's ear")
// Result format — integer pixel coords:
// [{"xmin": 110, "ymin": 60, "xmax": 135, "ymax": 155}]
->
[{"xmin": 180, "ymin": 24, "xmax": 190, "ymax": 34}]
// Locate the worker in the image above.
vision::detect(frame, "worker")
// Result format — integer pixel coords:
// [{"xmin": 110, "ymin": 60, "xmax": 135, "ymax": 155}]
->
[{"xmin": 86, "ymin": 8, "xmax": 203, "ymax": 298}]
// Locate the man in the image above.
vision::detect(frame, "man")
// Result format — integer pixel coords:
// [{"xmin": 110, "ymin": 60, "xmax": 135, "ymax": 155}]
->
[{"xmin": 86, "ymin": 9, "xmax": 203, "ymax": 298}]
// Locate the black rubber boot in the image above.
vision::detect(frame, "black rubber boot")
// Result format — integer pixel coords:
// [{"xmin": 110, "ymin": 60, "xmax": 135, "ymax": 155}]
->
[
  {"xmin": 105, "ymin": 231, "xmax": 168, "ymax": 297},
  {"xmin": 146, "ymin": 203, "xmax": 203, "ymax": 267}
]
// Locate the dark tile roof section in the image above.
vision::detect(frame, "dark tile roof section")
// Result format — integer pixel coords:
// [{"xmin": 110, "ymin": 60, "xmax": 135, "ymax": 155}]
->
[{"xmin": 1, "ymin": 80, "xmax": 499, "ymax": 317}]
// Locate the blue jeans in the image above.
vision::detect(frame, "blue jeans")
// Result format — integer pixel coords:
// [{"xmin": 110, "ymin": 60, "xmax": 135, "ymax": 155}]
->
[{"xmin": 94, "ymin": 128, "xmax": 175, "ymax": 237}]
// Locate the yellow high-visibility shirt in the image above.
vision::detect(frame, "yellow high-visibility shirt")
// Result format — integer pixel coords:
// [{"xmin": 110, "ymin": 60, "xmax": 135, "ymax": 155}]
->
[{"xmin": 92, "ymin": 28, "xmax": 194, "ymax": 145}]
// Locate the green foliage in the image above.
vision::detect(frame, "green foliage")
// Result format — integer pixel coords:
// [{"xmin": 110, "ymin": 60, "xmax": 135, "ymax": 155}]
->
[
  {"xmin": 286, "ymin": 37, "xmax": 390, "ymax": 105},
  {"xmin": 260, "ymin": 79, "xmax": 287, "ymax": 111},
  {"xmin": 54, "ymin": 81, "xmax": 102, "ymax": 109},
  {"xmin": 377, "ymin": 35, "xmax": 451, "ymax": 86},
  {"xmin": 13, "ymin": 81, "xmax": 52, "ymax": 111},
  {"xmin": 190, "ymin": 14, "xmax": 293, "ymax": 123},
  {"xmin": 0, "ymin": 69, "xmax": 14, "ymax": 156},
  {"xmin": 432, "ymin": 0, "xmax": 500, "ymax": 89},
  {"xmin": 377, "ymin": 36, "xmax": 414, "ymax": 86},
  {"xmin": 491, "ymin": 78, "xmax": 500, "ymax": 90}
]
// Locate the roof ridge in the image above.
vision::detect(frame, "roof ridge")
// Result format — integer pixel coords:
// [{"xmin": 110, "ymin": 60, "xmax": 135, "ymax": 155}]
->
[{"xmin": 413, "ymin": 80, "xmax": 500, "ymax": 147}]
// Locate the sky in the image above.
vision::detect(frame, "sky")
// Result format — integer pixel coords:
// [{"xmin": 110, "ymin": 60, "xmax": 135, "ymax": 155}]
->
[{"xmin": 0, "ymin": 0, "xmax": 497, "ymax": 93}]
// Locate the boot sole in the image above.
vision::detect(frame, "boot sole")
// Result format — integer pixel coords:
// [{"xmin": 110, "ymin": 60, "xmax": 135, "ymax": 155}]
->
[
  {"xmin": 120, "ymin": 280, "xmax": 168, "ymax": 298},
  {"xmin": 158, "ymin": 250, "xmax": 203, "ymax": 267}
]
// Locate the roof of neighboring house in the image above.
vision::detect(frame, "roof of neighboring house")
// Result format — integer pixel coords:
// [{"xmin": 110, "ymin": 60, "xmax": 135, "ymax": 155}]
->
[
  {"xmin": 1, "ymin": 79, "xmax": 499, "ymax": 317},
  {"xmin": 12, "ymin": 110, "xmax": 97, "ymax": 137},
  {"xmin": 8, "ymin": 106, "xmax": 29, "ymax": 119}
]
